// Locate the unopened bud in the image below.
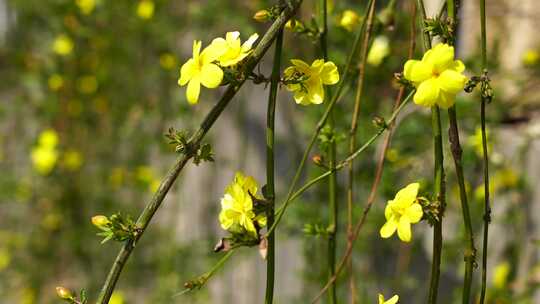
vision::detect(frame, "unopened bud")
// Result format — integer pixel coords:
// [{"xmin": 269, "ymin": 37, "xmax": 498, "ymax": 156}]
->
[
  {"xmin": 91, "ymin": 215, "xmax": 110, "ymax": 228},
  {"xmin": 253, "ymin": 10, "xmax": 270, "ymax": 22},
  {"xmin": 312, "ymin": 154, "xmax": 324, "ymax": 166},
  {"xmin": 56, "ymin": 286, "xmax": 73, "ymax": 300},
  {"xmin": 372, "ymin": 116, "xmax": 387, "ymax": 129},
  {"xmin": 378, "ymin": 7, "xmax": 395, "ymax": 31}
]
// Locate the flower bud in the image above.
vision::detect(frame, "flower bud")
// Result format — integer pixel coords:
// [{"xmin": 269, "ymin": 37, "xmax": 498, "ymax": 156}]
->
[
  {"xmin": 339, "ymin": 10, "xmax": 360, "ymax": 32},
  {"xmin": 311, "ymin": 154, "xmax": 324, "ymax": 167},
  {"xmin": 253, "ymin": 10, "xmax": 270, "ymax": 22},
  {"xmin": 91, "ymin": 215, "xmax": 110, "ymax": 228},
  {"xmin": 56, "ymin": 286, "xmax": 73, "ymax": 300},
  {"xmin": 372, "ymin": 116, "xmax": 387, "ymax": 129}
]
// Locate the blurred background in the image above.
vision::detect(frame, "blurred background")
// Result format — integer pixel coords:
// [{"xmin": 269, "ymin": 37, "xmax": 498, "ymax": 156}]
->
[{"xmin": 0, "ymin": 0, "xmax": 539, "ymax": 303}]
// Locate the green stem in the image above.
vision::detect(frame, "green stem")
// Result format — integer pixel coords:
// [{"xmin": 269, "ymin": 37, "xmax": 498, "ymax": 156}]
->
[
  {"xmin": 415, "ymin": 2, "xmax": 446, "ymax": 303},
  {"xmin": 318, "ymin": 0, "xmax": 337, "ymax": 302},
  {"xmin": 479, "ymin": 0, "xmax": 490, "ymax": 302},
  {"xmin": 264, "ymin": 22, "xmax": 283, "ymax": 304},
  {"xmin": 95, "ymin": 2, "xmax": 304, "ymax": 302},
  {"xmin": 346, "ymin": 1, "xmax": 377, "ymax": 301},
  {"xmin": 445, "ymin": 2, "xmax": 476, "ymax": 303},
  {"xmin": 266, "ymin": 0, "xmax": 375, "ymax": 244}
]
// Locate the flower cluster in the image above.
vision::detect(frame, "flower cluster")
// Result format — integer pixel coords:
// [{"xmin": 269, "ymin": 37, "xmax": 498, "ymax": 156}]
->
[
  {"xmin": 179, "ymin": 31, "xmax": 258, "ymax": 104},
  {"xmin": 219, "ymin": 172, "xmax": 266, "ymax": 239},
  {"xmin": 380, "ymin": 183, "xmax": 424, "ymax": 242},
  {"xmin": 403, "ymin": 43, "xmax": 467, "ymax": 109},
  {"xmin": 283, "ymin": 59, "xmax": 339, "ymax": 105}
]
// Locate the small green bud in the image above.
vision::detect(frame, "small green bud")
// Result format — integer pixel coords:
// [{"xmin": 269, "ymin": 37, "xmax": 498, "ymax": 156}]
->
[
  {"xmin": 311, "ymin": 154, "xmax": 324, "ymax": 167},
  {"xmin": 91, "ymin": 215, "xmax": 110, "ymax": 228},
  {"xmin": 56, "ymin": 286, "xmax": 73, "ymax": 300},
  {"xmin": 372, "ymin": 116, "xmax": 387, "ymax": 129}
]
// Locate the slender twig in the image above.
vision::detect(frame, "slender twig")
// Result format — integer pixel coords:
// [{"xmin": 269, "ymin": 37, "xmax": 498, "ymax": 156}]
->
[
  {"xmin": 414, "ymin": 1, "xmax": 447, "ymax": 303},
  {"xmin": 264, "ymin": 15, "xmax": 284, "ymax": 304},
  {"xmin": 266, "ymin": 0, "xmax": 376, "ymax": 239},
  {"xmin": 317, "ymin": 0, "xmax": 338, "ymax": 302},
  {"xmin": 444, "ymin": 1, "xmax": 476, "ymax": 303},
  {"xmin": 479, "ymin": 0, "xmax": 491, "ymax": 302},
  {"xmin": 346, "ymin": 1, "xmax": 377, "ymax": 302},
  {"xmin": 95, "ymin": 2, "xmax": 304, "ymax": 302}
]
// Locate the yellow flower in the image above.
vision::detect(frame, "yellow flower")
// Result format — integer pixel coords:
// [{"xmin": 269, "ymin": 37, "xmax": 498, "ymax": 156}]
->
[
  {"xmin": 340, "ymin": 10, "xmax": 360, "ymax": 32},
  {"xmin": 62, "ymin": 149, "xmax": 83, "ymax": 171},
  {"xmin": 378, "ymin": 293, "xmax": 399, "ymax": 304},
  {"xmin": 137, "ymin": 0, "xmax": 154, "ymax": 20},
  {"xmin": 38, "ymin": 129, "xmax": 59, "ymax": 148},
  {"xmin": 367, "ymin": 36, "xmax": 390, "ymax": 66},
  {"xmin": 523, "ymin": 49, "xmax": 539, "ymax": 66},
  {"xmin": 403, "ymin": 43, "xmax": 467, "ymax": 109},
  {"xmin": 48, "ymin": 74, "xmax": 64, "ymax": 91},
  {"xmin": 31, "ymin": 146, "xmax": 58, "ymax": 175},
  {"xmin": 380, "ymin": 183, "xmax": 423, "ymax": 242},
  {"xmin": 492, "ymin": 261, "xmax": 510, "ymax": 289},
  {"xmin": 467, "ymin": 126, "xmax": 491, "ymax": 157},
  {"xmin": 110, "ymin": 291, "xmax": 125, "ymax": 304},
  {"xmin": 284, "ymin": 59, "xmax": 339, "ymax": 105},
  {"xmin": 53, "ymin": 34, "xmax": 74, "ymax": 56},
  {"xmin": 178, "ymin": 41, "xmax": 224, "ymax": 104},
  {"xmin": 76, "ymin": 0, "xmax": 95, "ymax": 15},
  {"xmin": 210, "ymin": 31, "xmax": 259, "ymax": 67},
  {"xmin": 219, "ymin": 172, "xmax": 266, "ymax": 237}
]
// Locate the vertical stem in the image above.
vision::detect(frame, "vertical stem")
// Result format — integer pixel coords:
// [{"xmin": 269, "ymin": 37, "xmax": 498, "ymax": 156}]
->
[
  {"xmin": 416, "ymin": 1, "xmax": 446, "ymax": 303},
  {"xmin": 346, "ymin": 0, "xmax": 377, "ymax": 302},
  {"xmin": 445, "ymin": 1, "xmax": 476, "ymax": 303},
  {"xmin": 479, "ymin": 0, "xmax": 490, "ymax": 302},
  {"xmin": 319, "ymin": 0, "xmax": 337, "ymax": 302},
  {"xmin": 264, "ymin": 22, "xmax": 283, "ymax": 304}
]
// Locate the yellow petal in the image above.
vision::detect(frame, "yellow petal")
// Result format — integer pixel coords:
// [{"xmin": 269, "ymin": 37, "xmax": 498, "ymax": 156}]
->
[
  {"xmin": 425, "ymin": 43, "xmax": 455, "ymax": 73},
  {"xmin": 200, "ymin": 63, "xmax": 223, "ymax": 88},
  {"xmin": 186, "ymin": 78, "xmax": 201, "ymax": 104},
  {"xmin": 321, "ymin": 62, "xmax": 339, "ymax": 85},
  {"xmin": 386, "ymin": 295, "xmax": 399, "ymax": 304},
  {"xmin": 178, "ymin": 59, "xmax": 197, "ymax": 86},
  {"xmin": 311, "ymin": 59, "xmax": 325, "ymax": 74},
  {"xmin": 293, "ymin": 90, "xmax": 307, "ymax": 105},
  {"xmin": 403, "ymin": 60, "xmax": 432, "ymax": 84},
  {"xmin": 380, "ymin": 218, "xmax": 398, "ymax": 238},
  {"xmin": 414, "ymin": 78, "xmax": 440, "ymax": 107},
  {"xmin": 192, "ymin": 40, "xmax": 202, "ymax": 62},
  {"xmin": 307, "ymin": 79, "xmax": 324, "ymax": 104},
  {"xmin": 384, "ymin": 203, "xmax": 394, "ymax": 220},
  {"xmin": 397, "ymin": 217, "xmax": 411, "ymax": 242},
  {"xmin": 405, "ymin": 203, "xmax": 423, "ymax": 223},
  {"xmin": 201, "ymin": 43, "xmax": 226, "ymax": 64},
  {"xmin": 437, "ymin": 91, "xmax": 456, "ymax": 109},
  {"xmin": 393, "ymin": 183, "xmax": 420, "ymax": 207},
  {"xmin": 438, "ymin": 70, "xmax": 467, "ymax": 94},
  {"xmin": 378, "ymin": 294, "xmax": 385, "ymax": 304},
  {"xmin": 291, "ymin": 59, "xmax": 311, "ymax": 74},
  {"xmin": 450, "ymin": 59, "xmax": 465, "ymax": 73}
]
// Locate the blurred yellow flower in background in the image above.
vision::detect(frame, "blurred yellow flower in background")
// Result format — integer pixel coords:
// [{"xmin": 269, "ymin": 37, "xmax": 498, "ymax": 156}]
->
[
  {"xmin": 0, "ymin": 247, "xmax": 10, "ymax": 271},
  {"xmin": 493, "ymin": 261, "xmax": 511, "ymax": 289},
  {"xmin": 367, "ymin": 36, "xmax": 390, "ymax": 66},
  {"xmin": 210, "ymin": 31, "xmax": 258, "ymax": 67},
  {"xmin": 76, "ymin": 0, "xmax": 96, "ymax": 15},
  {"xmin": 378, "ymin": 293, "xmax": 399, "ymax": 304},
  {"xmin": 339, "ymin": 10, "xmax": 360, "ymax": 32},
  {"xmin": 159, "ymin": 53, "xmax": 177, "ymax": 70},
  {"xmin": 109, "ymin": 167, "xmax": 127, "ymax": 188},
  {"xmin": 48, "ymin": 74, "xmax": 64, "ymax": 91},
  {"xmin": 403, "ymin": 43, "xmax": 467, "ymax": 108},
  {"xmin": 468, "ymin": 126, "xmax": 492, "ymax": 157},
  {"xmin": 137, "ymin": 0, "xmax": 154, "ymax": 20},
  {"xmin": 284, "ymin": 59, "xmax": 339, "ymax": 105},
  {"xmin": 380, "ymin": 183, "xmax": 423, "ymax": 242},
  {"xmin": 523, "ymin": 49, "xmax": 539, "ymax": 66},
  {"xmin": 110, "ymin": 291, "xmax": 125, "ymax": 304},
  {"xmin": 219, "ymin": 172, "xmax": 266, "ymax": 237},
  {"xmin": 62, "ymin": 149, "xmax": 84, "ymax": 171},
  {"xmin": 77, "ymin": 75, "xmax": 98, "ymax": 94},
  {"xmin": 178, "ymin": 40, "xmax": 224, "ymax": 104},
  {"xmin": 53, "ymin": 34, "xmax": 74, "ymax": 56},
  {"xmin": 31, "ymin": 129, "xmax": 60, "ymax": 175}
]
